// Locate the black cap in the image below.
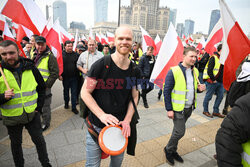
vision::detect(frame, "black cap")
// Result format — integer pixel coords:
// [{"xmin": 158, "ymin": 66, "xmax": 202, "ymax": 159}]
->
[
  {"xmin": 22, "ymin": 36, "xmax": 29, "ymax": 42},
  {"xmin": 76, "ymin": 44, "xmax": 85, "ymax": 51},
  {"xmin": 35, "ymin": 36, "xmax": 46, "ymax": 43}
]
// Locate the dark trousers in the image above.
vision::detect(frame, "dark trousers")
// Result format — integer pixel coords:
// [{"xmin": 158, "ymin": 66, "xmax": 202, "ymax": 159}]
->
[
  {"xmin": 141, "ymin": 79, "xmax": 154, "ymax": 102},
  {"xmin": 166, "ymin": 108, "xmax": 193, "ymax": 153},
  {"xmin": 6, "ymin": 112, "xmax": 50, "ymax": 167},
  {"xmin": 63, "ymin": 77, "xmax": 78, "ymax": 110}
]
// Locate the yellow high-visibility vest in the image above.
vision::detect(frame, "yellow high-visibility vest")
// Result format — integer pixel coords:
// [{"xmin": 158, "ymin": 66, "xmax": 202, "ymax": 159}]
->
[
  {"xmin": 203, "ymin": 55, "xmax": 220, "ymax": 80},
  {"xmin": 36, "ymin": 55, "xmax": 50, "ymax": 81},
  {"xmin": 171, "ymin": 66, "xmax": 198, "ymax": 111},
  {"xmin": 242, "ymin": 140, "xmax": 250, "ymax": 167},
  {"xmin": 0, "ymin": 69, "xmax": 38, "ymax": 116}
]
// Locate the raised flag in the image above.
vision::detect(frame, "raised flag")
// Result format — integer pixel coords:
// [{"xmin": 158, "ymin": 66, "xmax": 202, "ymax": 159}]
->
[
  {"xmin": 106, "ymin": 31, "xmax": 114, "ymax": 42},
  {"xmin": 45, "ymin": 19, "xmax": 63, "ymax": 75},
  {"xmin": 140, "ymin": 25, "xmax": 156, "ymax": 54},
  {"xmin": 41, "ymin": 17, "xmax": 53, "ymax": 37},
  {"xmin": 16, "ymin": 24, "xmax": 33, "ymax": 42},
  {"xmin": 219, "ymin": 0, "xmax": 250, "ymax": 90},
  {"xmin": 0, "ymin": 14, "xmax": 5, "ymax": 31},
  {"xmin": 100, "ymin": 32, "xmax": 108, "ymax": 45},
  {"xmin": 81, "ymin": 34, "xmax": 86, "ymax": 41},
  {"xmin": 0, "ymin": 0, "xmax": 46, "ymax": 35},
  {"xmin": 60, "ymin": 25, "xmax": 74, "ymax": 44},
  {"xmin": 204, "ymin": 19, "xmax": 223, "ymax": 55},
  {"xmin": 150, "ymin": 23, "xmax": 184, "ymax": 88},
  {"xmin": 154, "ymin": 34, "xmax": 162, "ymax": 56},
  {"xmin": 73, "ymin": 29, "xmax": 78, "ymax": 51},
  {"xmin": 196, "ymin": 36, "xmax": 206, "ymax": 51},
  {"xmin": 95, "ymin": 32, "xmax": 101, "ymax": 43},
  {"xmin": 89, "ymin": 28, "xmax": 94, "ymax": 40}
]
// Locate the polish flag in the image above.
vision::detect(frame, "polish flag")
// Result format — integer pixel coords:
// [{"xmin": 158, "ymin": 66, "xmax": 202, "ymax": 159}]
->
[
  {"xmin": 81, "ymin": 34, "xmax": 86, "ymax": 41},
  {"xmin": 60, "ymin": 25, "xmax": 74, "ymax": 44},
  {"xmin": 140, "ymin": 25, "xmax": 156, "ymax": 54},
  {"xmin": 16, "ymin": 24, "xmax": 33, "ymax": 42},
  {"xmin": 41, "ymin": 17, "xmax": 53, "ymax": 37},
  {"xmin": 2, "ymin": 19, "xmax": 26, "ymax": 57},
  {"xmin": 204, "ymin": 19, "xmax": 223, "ymax": 55},
  {"xmin": 150, "ymin": 23, "xmax": 184, "ymax": 89},
  {"xmin": 196, "ymin": 36, "xmax": 206, "ymax": 51},
  {"xmin": 89, "ymin": 28, "xmax": 94, "ymax": 40},
  {"xmin": 95, "ymin": 32, "xmax": 101, "ymax": 43},
  {"xmin": 0, "ymin": 0, "xmax": 46, "ymax": 35},
  {"xmin": 73, "ymin": 29, "xmax": 78, "ymax": 51},
  {"xmin": 106, "ymin": 31, "xmax": 114, "ymax": 42},
  {"xmin": 100, "ymin": 32, "xmax": 108, "ymax": 44},
  {"xmin": 189, "ymin": 35, "xmax": 194, "ymax": 42},
  {"xmin": 11, "ymin": 22, "xmax": 18, "ymax": 35},
  {"xmin": 0, "ymin": 14, "xmax": 5, "ymax": 31},
  {"xmin": 154, "ymin": 34, "xmax": 162, "ymax": 56},
  {"xmin": 219, "ymin": 0, "xmax": 250, "ymax": 90},
  {"xmin": 45, "ymin": 19, "xmax": 63, "ymax": 75},
  {"xmin": 182, "ymin": 34, "xmax": 186, "ymax": 40}
]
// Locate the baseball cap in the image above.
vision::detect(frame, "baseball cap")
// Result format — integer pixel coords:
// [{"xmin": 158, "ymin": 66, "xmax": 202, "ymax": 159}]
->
[{"xmin": 35, "ymin": 36, "xmax": 46, "ymax": 43}]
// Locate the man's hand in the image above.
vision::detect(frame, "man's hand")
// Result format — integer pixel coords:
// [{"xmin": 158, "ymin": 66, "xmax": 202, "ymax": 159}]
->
[
  {"xmin": 99, "ymin": 113, "xmax": 119, "ymax": 126},
  {"xmin": 4, "ymin": 89, "xmax": 14, "ymax": 100},
  {"xmin": 82, "ymin": 68, "xmax": 88, "ymax": 74},
  {"xmin": 59, "ymin": 76, "xmax": 63, "ymax": 81},
  {"xmin": 213, "ymin": 80, "xmax": 217, "ymax": 83},
  {"xmin": 167, "ymin": 110, "xmax": 174, "ymax": 119},
  {"xmin": 198, "ymin": 84, "xmax": 206, "ymax": 92},
  {"xmin": 119, "ymin": 121, "xmax": 131, "ymax": 138}
]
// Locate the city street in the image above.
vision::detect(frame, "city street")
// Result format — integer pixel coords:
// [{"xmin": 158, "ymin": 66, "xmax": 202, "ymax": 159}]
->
[{"xmin": 0, "ymin": 88, "xmax": 225, "ymax": 167}]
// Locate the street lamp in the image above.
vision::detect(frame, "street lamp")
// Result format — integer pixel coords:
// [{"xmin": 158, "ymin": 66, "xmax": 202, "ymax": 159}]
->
[{"xmin": 118, "ymin": 0, "xmax": 121, "ymax": 27}]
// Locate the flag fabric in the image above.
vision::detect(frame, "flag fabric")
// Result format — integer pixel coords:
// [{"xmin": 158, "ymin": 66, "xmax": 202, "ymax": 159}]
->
[
  {"xmin": 95, "ymin": 32, "xmax": 101, "ymax": 43},
  {"xmin": 16, "ymin": 24, "xmax": 33, "ymax": 42},
  {"xmin": 150, "ymin": 23, "xmax": 184, "ymax": 89},
  {"xmin": 182, "ymin": 34, "xmax": 186, "ymax": 40},
  {"xmin": 100, "ymin": 32, "xmax": 108, "ymax": 45},
  {"xmin": 204, "ymin": 19, "xmax": 223, "ymax": 55},
  {"xmin": 140, "ymin": 25, "xmax": 156, "ymax": 54},
  {"xmin": 196, "ymin": 36, "xmax": 206, "ymax": 51},
  {"xmin": 106, "ymin": 31, "xmax": 114, "ymax": 42},
  {"xmin": 219, "ymin": 0, "xmax": 250, "ymax": 90},
  {"xmin": 41, "ymin": 17, "xmax": 53, "ymax": 37},
  {"xmin": 81, "ymin": 34, "xmax": 86, "ymax": 41},
  {"xmin": 45, "ymin": 19, "xmax": 63, "ymax": 75},
  {"xmin": 73, "ymin": 29, "xmax": 78, "ymax": 51},
  {"xmin": 89, "ymin": 28, "xmax": 94, "ymax": 40},
  {"xmin": 11, "ymin": 22, "xmax": 18, "ymax": 35},
  {"xmin": 154, "ymin": 34, "xmax": 162, "ymax": 56},
  {"xmin": 60, "ymin": 25, "xmax": 74, "ymax": 44},
  {"xmin": 0, "ymin": 14, "xmax": 5, "ymax": 31},
  {"xmin": 0, "ymin": 0, "xmax": 46, "ymax": 35}
]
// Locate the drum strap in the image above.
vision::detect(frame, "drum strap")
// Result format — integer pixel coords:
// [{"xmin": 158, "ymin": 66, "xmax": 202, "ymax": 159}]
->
[{"xmin": 85, "ymin": 117, "xmax": 99, "ymax": 142}]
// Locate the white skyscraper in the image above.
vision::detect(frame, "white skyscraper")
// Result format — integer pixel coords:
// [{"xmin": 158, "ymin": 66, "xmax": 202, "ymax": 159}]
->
[
  {"xmin": 53, "ymin": 0, "xmax": 67, "ymax": 30},
  {"xmin": 94, "ymin": 0, "xmax": 108, "ymax": 24}
]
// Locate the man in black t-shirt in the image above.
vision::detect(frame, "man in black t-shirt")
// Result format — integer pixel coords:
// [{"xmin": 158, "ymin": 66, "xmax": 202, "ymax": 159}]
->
[{"xmin": 81, "ymin": 26, "xmax": 140, "ymax": 167}]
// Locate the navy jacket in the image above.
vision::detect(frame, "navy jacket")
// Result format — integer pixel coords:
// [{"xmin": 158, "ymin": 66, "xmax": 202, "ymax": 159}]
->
[
  {"xmin": 138, "ymin": 53, "xmax": 155, "ymax": 78},
  {"xmin": 163, "ymin": 63, "xmax": 196, "ymax": 111}
]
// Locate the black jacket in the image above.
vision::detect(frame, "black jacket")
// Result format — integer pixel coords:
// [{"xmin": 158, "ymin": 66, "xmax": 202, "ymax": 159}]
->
[
  {"xmin": 0, "ymin": 57, "xmax": 46, "ymax": 125},
  {"xmin": 61, "ymin": 50, "xmax": 80, "ymax": 78},
  {"xmin": 215, "ymin": 92, "xmax": 250, "ymax": 167},
  {"xmin": 207, "ymin": 52, "xmax": 224, "ymax": 82},
  {"xmin": 138, "ymin": 53, "xmax": 155, "ymax": 78}
]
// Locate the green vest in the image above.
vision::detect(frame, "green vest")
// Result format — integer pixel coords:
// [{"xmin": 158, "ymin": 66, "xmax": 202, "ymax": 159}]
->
[
  {"xmin": 37, "ymin": 55, "xmax": 50, "ymax": 81},
  {"xmin": 203, "ymin": 55, "xmax": 220, "ymax": 80},
  {"xmin": 171, "ymin": 66, "xmax": 198, "ymax": 111},
  {"xmin": 0, "ymin": 69, "xmax": 38, "ymax": 117},
  {"xmin": 242, "ymin": 140, "xmax": 250, "ymax": 167}
]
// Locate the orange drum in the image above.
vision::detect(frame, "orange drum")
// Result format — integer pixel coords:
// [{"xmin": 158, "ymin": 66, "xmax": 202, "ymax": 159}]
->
[{"xmin": 98, "ymin": 125, "xmax": 128, "ymax": 156}]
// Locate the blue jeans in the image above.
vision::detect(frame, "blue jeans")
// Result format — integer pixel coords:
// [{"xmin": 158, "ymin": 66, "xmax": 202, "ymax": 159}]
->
[
  {"xmin": 85, "ymin": 131, "xmax": 125, "ymax": 167},
  {"xmin": 199, "ymin": 72, "xmax": 204, "ymax": 84},
  {"xmin": 203, "ymin": 82, "xmax": 224, "ymax": 113},
  {"xmin": 62, "ymin": 77, "xmax": 78, "ymax": 110}
]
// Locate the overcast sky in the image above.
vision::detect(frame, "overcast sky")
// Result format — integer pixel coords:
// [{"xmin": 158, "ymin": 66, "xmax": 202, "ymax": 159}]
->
[{"xmin": 36, "ymin": 0, "xmax": 250, "ymax": 35}]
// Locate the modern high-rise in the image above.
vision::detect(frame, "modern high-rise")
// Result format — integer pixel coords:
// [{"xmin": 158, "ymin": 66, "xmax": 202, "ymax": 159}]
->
[
  {"xmin": 208, "ymin": 9, "xmax": 220, "ymax": 35},
  {"xmin": 53, "ymin": 0, "xmax": 67, "ymax": 30},
  {"xmin": 168, "ymin": 9, "xmax": 177, "ymax": 27},
  {"xmin": 176, "ymin": 23, "xmax": 184, "ymax": 37},
  {"xmin": 94, "ymin": 0, "xmax": 108, "ymax": 24},
  {"xmin": 184, "ymin": 19, "xmax": 194, "ymax": 36}
]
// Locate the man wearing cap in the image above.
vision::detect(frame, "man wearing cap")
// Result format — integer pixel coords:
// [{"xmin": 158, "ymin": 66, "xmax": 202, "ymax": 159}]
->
[
  {"xmin": 76, "ymin": 44, "xmax": 86, "ymax": 55},
  {"xmin": 32, "ymin": 36, "xmax": 59, "ymax": 131}
]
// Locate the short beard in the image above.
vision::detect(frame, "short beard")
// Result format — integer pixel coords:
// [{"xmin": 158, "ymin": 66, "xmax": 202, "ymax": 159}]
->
[{"xmin": 6, "ymin": 58, "xmax": 20, "ymax": 68}]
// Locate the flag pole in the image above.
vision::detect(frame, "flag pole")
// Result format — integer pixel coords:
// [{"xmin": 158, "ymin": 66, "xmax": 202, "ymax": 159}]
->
[{"xmin": 0, "ymin": 66, "xmax": 11, "ymax": 90}]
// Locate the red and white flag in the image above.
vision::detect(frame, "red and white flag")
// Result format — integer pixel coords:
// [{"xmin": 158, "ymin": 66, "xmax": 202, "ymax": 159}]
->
[
  {"xmin": 16, "ymin": 24, "xmax": 33, "ymax": 43},
  {"xmin": 140, "ymin": 25, "xmax": 156, "ymax": 54},
  {"xmin": 182, "ymin": 34, "xmax": 186, "ymax": 40},
  {"xmin": 81, "ymin": 34, "xmax": 86, "ymax": 41},
  {"xmin": 196, "ymin": 36, "xmax": 206, "ymax": 51},
  {"xmin": 154, "ymin": 34, "xmax": 162, "ymax": 56},
  {"xmin": 219, "ymin": 0, "xmax": 250, "ymax": 90},
  {"xmin": 0, "ymin": 0, "xmax": 46, "ymax": 35},
  {"xmin": 204, "ymin": 19, "xmax": 223, "ymax": 55},
  {"xmin": 88, "ymin": 28, "xmax": 94, "ymax": 40},
  {"xmin": 60, "ymin": 25, "xmax": 74, "ymax": 44},
  {"xmin": 100, "ymin": 32, "xmax": 108, "ymax": 45},
  {"xmin": 0, "ymin": 14, "xmax": 5, "ymax": 31},
  {"xmin": 73, "ymin": 29, "xmax": 78, "ymax": 51},
  {"xmin": 95, "ymin": 32, "xmax": 101, "ymax": 43},
  {"xmin": 41, "ymin": 17, "xmax": 53, "ymax": 37},
  {"xmin": 106, "ymin": 31, "xmax": 114, "ymax": 42},
  {"xmin": 150, "ymin": 23, "xmax": 184, "ymax": 89},
  {"xmin": 45, "ymin": 19, "xmax": 63, "ymax": 75}
]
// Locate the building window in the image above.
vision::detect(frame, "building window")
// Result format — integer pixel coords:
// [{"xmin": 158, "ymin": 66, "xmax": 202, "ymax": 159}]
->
[{"xmin": 133, "ymin": 14, "xmax": 138, "ymax": 25}]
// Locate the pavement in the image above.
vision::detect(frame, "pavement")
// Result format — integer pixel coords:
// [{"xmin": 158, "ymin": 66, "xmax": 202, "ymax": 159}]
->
[{"xmin": 0, "ymin": 89, "xmax": 226, "ymax": 167}]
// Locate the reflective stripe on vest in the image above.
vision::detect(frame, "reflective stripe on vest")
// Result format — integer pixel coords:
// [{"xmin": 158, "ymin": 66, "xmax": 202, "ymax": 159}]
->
[
  {"xmin": 242, "ymin": 140, "xmax": 250, "ymax": 166},
  {"xmin": 203, "ymin": 55, "xmax": 220, "ymax": 80},
  {"xmin": 171, "ymin": 66, "xmax": 198, "ymax": 111},
  {"xmin": 0, "ymin": 69, "xmax": 38, "ymax": 117},
  {"xmin": 37, "ymin": 55, "xmax": 50, "ymax": 81}
]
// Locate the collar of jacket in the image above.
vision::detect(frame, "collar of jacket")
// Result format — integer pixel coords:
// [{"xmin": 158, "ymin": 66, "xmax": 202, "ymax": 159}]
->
[{"xmin": 1, "ymin": 57, "xmax": 34, "ymax": 72}]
